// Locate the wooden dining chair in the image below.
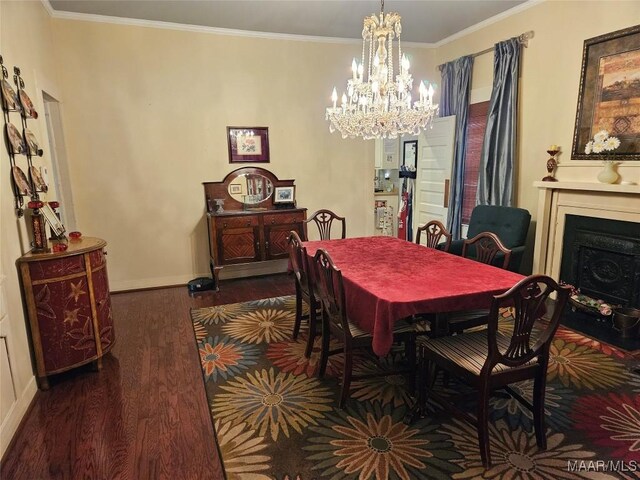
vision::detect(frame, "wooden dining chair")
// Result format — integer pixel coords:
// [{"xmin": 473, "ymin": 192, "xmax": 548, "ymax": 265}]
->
[
  {"xmin": 415, "ymin": 220, "xmax": 452, "ymax": 252},
  {"xmin": 419, "ymin": 274, "xmax": 571, "ymax": 468},
  {"xmin": 448, "ymin": 232, "xmax": 513, "ymax": 333},
  {"xmin": 304, "ymin": 209, "xmax": 346, "ymax": 240},
  {"xmin": 287, "ymin": 231, "xmax": 321, "ymax": 358},
  {"xmin": 462, "ymin": 231, "xmax": 512, "ymax": 270},
  {"xmin": 313, "ymin": 248, "xmax": 416, "ymax": 408}
]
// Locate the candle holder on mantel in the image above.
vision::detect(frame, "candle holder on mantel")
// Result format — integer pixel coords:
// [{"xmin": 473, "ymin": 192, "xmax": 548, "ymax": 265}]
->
[{"xmin": 542, "ymin": 149, "xmax": 559, "ymax": 181}]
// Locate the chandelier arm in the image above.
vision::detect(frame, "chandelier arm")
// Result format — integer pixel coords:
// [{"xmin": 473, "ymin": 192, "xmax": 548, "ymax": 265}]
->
[
  {"xmin": 388, "ymin": 34, "xmax": 393, "ymax": 86},
  {"xmin": 368, "ymin": 34, "xmax": 374, "ymax": 84}
]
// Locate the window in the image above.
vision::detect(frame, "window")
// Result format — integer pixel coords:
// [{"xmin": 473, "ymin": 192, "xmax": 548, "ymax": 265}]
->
[{"xmin": 462, "ymin": 101, "xmax": 490, "ymax": 224}]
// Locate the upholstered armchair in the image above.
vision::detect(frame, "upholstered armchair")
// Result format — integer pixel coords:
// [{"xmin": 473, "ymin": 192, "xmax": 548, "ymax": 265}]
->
[{"xmin": 447, "ymin": 205, "xmax": 531, "ymax": 272}]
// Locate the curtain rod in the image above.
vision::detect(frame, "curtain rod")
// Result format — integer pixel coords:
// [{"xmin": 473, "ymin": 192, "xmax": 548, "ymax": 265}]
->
[{"xmin": 437, "ymin": 30, "xmax": 534, "ymax": 71}]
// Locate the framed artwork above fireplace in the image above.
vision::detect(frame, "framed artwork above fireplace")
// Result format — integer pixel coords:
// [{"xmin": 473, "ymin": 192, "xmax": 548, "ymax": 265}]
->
[{"xmin": 571, "ymin": 25, "xmax": 640, "ymax": 160}]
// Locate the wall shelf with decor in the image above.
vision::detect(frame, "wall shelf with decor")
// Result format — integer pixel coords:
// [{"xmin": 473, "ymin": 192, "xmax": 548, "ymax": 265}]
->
[{"xmin": 1, "ymin": 54, "xmax": 63, "ymax": 252}]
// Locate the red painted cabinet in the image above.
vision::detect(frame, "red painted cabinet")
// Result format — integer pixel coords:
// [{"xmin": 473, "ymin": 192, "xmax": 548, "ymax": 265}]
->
[{"xmin": 17, "ymin": 237, "xmax": 115, "ymax": 389}]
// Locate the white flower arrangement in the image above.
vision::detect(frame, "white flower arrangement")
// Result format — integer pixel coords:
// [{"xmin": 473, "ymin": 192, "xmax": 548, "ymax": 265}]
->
[{"xmin": 584, "ymin": 130, "xmax": 620, "ymax": 156}]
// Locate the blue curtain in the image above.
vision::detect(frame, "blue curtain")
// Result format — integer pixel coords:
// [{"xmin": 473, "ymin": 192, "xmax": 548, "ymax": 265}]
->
[
  {"xmin": 440, "ymin": 56, "xmax": 473, "ymax": 240},
  {"xmin": 477, "ymin": 38, "xmax": 521, "ymax": 206}
]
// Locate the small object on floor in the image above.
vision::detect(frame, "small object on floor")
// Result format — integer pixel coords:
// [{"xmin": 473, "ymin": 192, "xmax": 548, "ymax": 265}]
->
[{"xmin": 187, "ymin": 277, "xmax": 216, "ymax": 293}]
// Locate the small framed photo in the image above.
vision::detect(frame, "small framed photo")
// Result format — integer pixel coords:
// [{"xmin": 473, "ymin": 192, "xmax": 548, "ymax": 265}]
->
[
  {"xmin": 403, "ymin": 140, "xmax": 418, "ymax": 170},
  {"xmin": 227, "ymin": 126, "xmax": 270, "ymax": 163},
  {"xmin": 229, "ymin": 183, "xmax": 243, "ymax": 194},
  {"xmin": 274, "ymin": 186, "xmax": 295, "ymax": 204}
]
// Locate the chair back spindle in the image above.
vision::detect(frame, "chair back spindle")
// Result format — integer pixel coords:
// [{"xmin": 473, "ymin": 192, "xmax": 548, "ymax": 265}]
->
[
  {"xmin": 485, "ymin": 275, "xmax": 570, "ymax": 371},
  {"xmin": 314, "ymin": 249, "xmax": 351, "ymax": 338},
  {"xmin": 288, "ymin": 231, "xmax": 311, "ymax": 288},
  {"xmin": 416, "ymin": 220, "xmax": 452, "ymax": 251},
  {"xmin": 305, "ymin": 209, "xmax": 346, "ymax": 240},
  {"xmin": 462, "ymin": 232, "xmax": 512, "ymax": 270}
]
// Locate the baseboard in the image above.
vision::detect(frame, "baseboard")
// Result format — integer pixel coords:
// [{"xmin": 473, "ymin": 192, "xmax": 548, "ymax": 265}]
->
[
  {"xmin": 109, "ymin": 261, "xmax": 288, "ymax": 292},
  {"xmin": 0, "ymin": 376, "xmax": 37, "ymax": 459}
]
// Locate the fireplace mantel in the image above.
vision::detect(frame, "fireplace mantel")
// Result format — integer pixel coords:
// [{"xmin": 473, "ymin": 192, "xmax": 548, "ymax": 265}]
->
[
  {"xmin": 532, "ymin": 181, "xmax": 640, "ymax": 279},
  {"xmin": 533, "ymin": 181, "xmax": 640, "ymax": 195}
]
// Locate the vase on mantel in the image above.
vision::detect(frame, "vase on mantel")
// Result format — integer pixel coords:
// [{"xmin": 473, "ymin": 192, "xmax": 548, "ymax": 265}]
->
[{"xmin": 597, "ymin": 161, "xmax": 619, "ymax": 184}]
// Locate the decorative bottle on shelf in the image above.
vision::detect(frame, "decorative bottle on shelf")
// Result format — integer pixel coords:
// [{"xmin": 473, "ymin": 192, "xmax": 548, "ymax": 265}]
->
[
  {"xmin": 543, "ymin": 145, "xmax": 559, "ymax": 181},
  {"xmin": 597, "ymin": 161, "xmax": 619, "ymax": 184}
]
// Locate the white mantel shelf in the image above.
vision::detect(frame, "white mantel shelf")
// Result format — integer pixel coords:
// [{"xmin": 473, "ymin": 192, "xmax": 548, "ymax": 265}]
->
[
  {"xmin": 532, "ymin": 180, "xmax": 640, "ymax": 278},
  {"xmin": 533, "ymin": 181, "xmax": 640, "ymax": 195}
]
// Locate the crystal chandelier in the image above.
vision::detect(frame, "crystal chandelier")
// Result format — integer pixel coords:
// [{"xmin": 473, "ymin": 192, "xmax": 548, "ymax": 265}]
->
[{"xmin": 325, "ymin": 0, "xmax": 438, "ymax": 140}]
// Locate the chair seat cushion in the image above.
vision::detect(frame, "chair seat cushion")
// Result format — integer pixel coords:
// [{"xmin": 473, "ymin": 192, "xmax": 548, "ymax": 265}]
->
[{"xmin": 421, "ymin": 330, "xmax": 535, "ymax": 375}]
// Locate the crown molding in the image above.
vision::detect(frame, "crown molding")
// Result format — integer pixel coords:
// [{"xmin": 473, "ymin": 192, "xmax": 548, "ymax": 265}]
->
[
  {"xmin": 40, "ymin": 0, "xmax": 543, "ymax": 49},
  {"xmin": 40, "ymin": 1, "xmax": 434, "ymax": 48},
  {"xmin": 435, "ymin": 0, "xmax": 544, "ymax": 47},
  {"xmin": 40, "ymin": 0, "xmax": 55, "ymax": 17}
]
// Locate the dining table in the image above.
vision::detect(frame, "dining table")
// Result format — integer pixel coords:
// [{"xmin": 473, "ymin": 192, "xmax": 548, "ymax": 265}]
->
[{"xmin": 303, "ymin": 236, "xmax": 524, "ymax": 356}]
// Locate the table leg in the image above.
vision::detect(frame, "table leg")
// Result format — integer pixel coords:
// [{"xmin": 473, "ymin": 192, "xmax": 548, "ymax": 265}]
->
[
  {"xmin": 432, "ymin": 312, "xmax": 450, "ymax": 338},
  {"xmin": 404, "ymin": 347, "xmax": 426, "ymax": 425}
]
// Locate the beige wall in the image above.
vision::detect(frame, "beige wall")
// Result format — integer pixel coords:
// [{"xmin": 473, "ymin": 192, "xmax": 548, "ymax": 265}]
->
[
  {"xmin": 51, "ymin": 19, "xmax": 436, "ymax": 290},
  {"xmin": 435, "ymin": 0, "xmax": 640, "ymax": 221},
  {"xmin": 0, "ymin": 0, "xmax": 63, "ymax": 456}
]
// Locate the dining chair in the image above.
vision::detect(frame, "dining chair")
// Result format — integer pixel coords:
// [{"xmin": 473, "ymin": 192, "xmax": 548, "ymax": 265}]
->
[
  {"xmin": 438, "ymin": 232, "xmax": 514, "ymax": 335},
  {"xmin": 313, "ymin": 248, "xmax": 416, "ymax": 408},
  {"xmin": 304, "ymin": 209, "xmax": 346, "ymax": 240},
  {"xmin": 418, "ymin": 274, "xmax": 571, "ymax": 468},
  {"xmin": 462, "ymin": 231, "xmax": 512, "ymax": 270},
  {"xmin": 415, "ymin": 220, "xmax": 452, "ymax": 252},
  {"xmin": 412, "ymin": 221, "xmax": 453, "ymax": 336},
  {"xmin": 287, "ymin": 231, "xmax": 321, "ymax": 358}
]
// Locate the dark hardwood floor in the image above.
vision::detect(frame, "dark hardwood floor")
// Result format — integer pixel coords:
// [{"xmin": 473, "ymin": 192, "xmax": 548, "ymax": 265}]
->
[{"xmin": 1, "ymin": 273, "xmax": 295, "ymax": 480}]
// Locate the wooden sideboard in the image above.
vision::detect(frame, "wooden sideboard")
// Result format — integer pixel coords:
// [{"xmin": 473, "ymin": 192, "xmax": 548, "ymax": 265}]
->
[
  {"xmin": 203, "ymin": 167, "xmax": 306, "ymax": 285},
  {"xmin": 208, "ymin": 209, "xmax": 307, "ymax": 265},
  {"xmin": 16, "ymin": 237, "xmax": 115, "ymax": 389}
]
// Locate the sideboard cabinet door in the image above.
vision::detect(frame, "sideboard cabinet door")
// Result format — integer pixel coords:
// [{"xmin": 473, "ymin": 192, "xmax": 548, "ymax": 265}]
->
[
  {"xmin": 215, "ymin": 216, "xmax": 261, "ymax": 265},
  {"xmin": 263, "ymin": 212, "xmax": 306, "ymax": 260}
]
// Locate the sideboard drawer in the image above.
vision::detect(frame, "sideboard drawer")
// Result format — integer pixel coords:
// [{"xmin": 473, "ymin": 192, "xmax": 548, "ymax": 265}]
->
[
  {"xmin": 216, "ymin": 216, "xmax": 260, "ymax": 229},
  {"xmin": 89, "ymin": 249, "xmax": 107, "ymax": 269},
  {"xmin": 28, "ymin": 255, "xmax": 86, "ymax": 281},
  {"xmin": 263, "ymin": 212, "xmax": 305, "ymax": 225}
]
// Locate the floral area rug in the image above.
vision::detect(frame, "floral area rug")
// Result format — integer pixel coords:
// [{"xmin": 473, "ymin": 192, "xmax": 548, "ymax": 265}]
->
[{"xmin": 191, "ymin": 296, "xmax": 640, "ymax": 480}]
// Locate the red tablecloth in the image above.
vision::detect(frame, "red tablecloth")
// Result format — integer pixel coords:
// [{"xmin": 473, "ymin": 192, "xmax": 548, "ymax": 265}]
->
[{"xmin": 304, "ymin": 236, "xmax": 524, "ymax": 356}]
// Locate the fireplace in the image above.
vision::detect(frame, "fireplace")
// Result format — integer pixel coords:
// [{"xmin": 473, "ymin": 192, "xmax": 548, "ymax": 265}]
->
[
  {"xmin": 533, "ymin": 181, "xmax": 640, "ymax": 351},
  {"xmin": 559, "ymin": 215, "xmax": 640, "ymax": 309}
]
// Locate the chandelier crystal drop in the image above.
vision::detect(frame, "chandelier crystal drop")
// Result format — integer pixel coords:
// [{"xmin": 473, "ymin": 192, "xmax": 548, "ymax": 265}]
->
[{"xmin": 325, "ymin": 0, "xmax": 439, "ymax": 139}]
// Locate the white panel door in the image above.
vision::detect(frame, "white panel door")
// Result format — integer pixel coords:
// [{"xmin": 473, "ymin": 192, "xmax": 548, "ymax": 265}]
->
[{"xmin": 413, "ymin": 116, "xmax": 456, "ymax": 237}]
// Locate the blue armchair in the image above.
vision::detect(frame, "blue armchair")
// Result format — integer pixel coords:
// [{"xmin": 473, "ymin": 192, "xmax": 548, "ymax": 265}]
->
[{"xmin": 447, "ymin": 205, "xmax": 531, "ymax": 272}]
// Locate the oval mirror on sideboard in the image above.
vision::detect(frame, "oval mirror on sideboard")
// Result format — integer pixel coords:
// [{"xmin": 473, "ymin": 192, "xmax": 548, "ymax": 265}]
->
[{"xmin": 227, "ymin": 173, "xmax": 274, "ymax": 205}]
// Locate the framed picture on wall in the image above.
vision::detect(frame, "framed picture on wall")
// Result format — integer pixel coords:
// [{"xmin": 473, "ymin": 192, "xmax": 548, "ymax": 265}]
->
[
  {"xmin": 227, "ymin": 126, "xmax": 270, "ymax": 163},
  {"xmin": 571, "ymin": 25, "xmax": 640, "ymax": 160},
  {"xmin": 403, "ymin": 140, "xmax": 418, "ymax": 170}
]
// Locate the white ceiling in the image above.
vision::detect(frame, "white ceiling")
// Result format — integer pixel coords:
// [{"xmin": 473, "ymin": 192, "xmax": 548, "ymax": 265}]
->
[{"xmin": 48, "ymin": 0, "xmax": 528, "ymax": 44}]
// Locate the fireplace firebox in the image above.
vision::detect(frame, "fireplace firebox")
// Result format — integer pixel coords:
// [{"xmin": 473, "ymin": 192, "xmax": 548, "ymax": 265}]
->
[
  {"xmin": 560, "ymin": 215, "xmax": 640, "ymax": 308},
  {"xmin": 559, "ymin": 214, "xmax": 640, "ymax": 350}
]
